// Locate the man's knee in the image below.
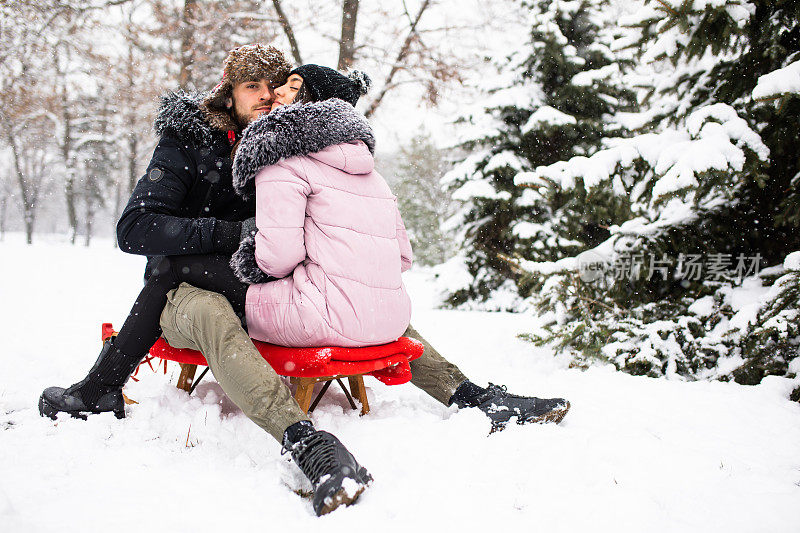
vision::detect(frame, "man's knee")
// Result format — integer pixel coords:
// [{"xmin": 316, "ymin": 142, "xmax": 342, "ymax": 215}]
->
[
  {"xmin": 164, "ymin": 283, "xmax": 232, "ymax": 323},
  {"xmin": 159, "ymin": 283, "xmax": 233, "ymax": 347}
]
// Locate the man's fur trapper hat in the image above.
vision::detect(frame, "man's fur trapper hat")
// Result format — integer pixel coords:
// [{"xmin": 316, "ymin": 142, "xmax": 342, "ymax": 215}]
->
[{"xmin": 200, "ymin": 44, "xmax": 292, "ymax": 132}]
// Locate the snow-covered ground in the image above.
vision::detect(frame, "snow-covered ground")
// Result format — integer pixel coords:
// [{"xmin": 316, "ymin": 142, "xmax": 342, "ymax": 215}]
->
[{"xmin": 1, "ymin": 234, "xmax": 799, "ymax": 532}]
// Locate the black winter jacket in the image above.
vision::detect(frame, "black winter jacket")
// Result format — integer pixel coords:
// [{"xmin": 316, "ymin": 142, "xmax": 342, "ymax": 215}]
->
[{"xmin": 117, "ymin": 93, "xmax": 254, "ymax": 278}]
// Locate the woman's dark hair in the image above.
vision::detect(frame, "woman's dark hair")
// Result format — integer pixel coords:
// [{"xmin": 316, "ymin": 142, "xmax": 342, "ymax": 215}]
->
[{"xmin": 293, "ymin": 81, "xmax": 314, "ymax": 104}]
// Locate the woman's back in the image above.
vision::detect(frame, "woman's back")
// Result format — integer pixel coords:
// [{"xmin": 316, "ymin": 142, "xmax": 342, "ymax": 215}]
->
[
  {"xmin": 243, "ymin": 139, "xmax": 412, "ymax": 347},
  {"xmin": 303, "ymin": 140, "xmax": 408, "ymax": 283}
]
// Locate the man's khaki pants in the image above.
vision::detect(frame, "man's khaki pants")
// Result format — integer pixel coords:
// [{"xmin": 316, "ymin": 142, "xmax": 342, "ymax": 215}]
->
[
  {"xmin": 159, "ymin": 283, "xmax": 310, "ymax": 442},
  {"xmin": 159, "ymin": 283, "xmax": 468, "ymax": 441}
]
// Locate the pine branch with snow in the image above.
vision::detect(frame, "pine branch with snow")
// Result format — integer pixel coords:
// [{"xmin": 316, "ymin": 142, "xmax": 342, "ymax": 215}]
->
[
  {"xmin": 458, "ymin": 0, "xmax": 800, "ymax": 387},
  {"xmin": 442, "ymin": 0, "xmax": 637, "ymax": 309}
]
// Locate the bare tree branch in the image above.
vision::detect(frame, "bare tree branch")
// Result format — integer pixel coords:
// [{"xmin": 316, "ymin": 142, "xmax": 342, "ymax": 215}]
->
[
  {"xmin": 74, "ymin": 0, "xmax": 133, "ymax": 11},
  {"xmin": 401, "ymin": 0, "xmax": 414, "ymax": 26},
  {"xmin": 227, "ymin": 12, "xmax": 280, "ymax": 22},
  {"xmin": 271, "ymin": 0, "xmax": 303, "ymax": 65},
  {"xmin": 364, "ymin": 0, "xmax": 431, "ymax": 118}
]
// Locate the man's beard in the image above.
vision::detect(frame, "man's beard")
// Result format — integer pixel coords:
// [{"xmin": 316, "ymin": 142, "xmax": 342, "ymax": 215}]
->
[{"xmin": 232, "ymin": 106, "xmax": 253, "ymax": 130}]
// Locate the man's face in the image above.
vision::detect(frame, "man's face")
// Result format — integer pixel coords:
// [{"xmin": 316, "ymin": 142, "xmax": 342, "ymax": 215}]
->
[{"xmin": 229, "ymin": 79, "xmax": 277, "ymax": 127}]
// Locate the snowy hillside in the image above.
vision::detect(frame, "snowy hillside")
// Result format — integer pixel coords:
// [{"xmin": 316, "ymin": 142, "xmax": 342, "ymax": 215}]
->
[{"xmin": 1, "ymin": 234, "xmax": 799, "ymax": 531}]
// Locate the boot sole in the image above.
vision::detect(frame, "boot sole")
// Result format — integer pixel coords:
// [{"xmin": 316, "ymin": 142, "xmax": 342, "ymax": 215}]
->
[
  {"xmin": 317, "ymin": 482, "xmax": 367, "ymax": 516},
  {"xmin": 491, "ymin": 401, "xmax": 571, "ymax": 432},
  {"xmin": 316, "ymin": 468, "xmax": 372, "ymax": 516},
  {"xmin": 38, "ymin": 394, "xmax": 125, "ymax": 421},
  {"xmin": 523, "ymin": 400, "xmax": 570, "ymax": 425}
]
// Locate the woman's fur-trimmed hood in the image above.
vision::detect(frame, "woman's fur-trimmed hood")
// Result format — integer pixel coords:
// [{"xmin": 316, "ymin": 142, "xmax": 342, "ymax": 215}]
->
[
  {"xmin": 154, "ymin": 91, "xmax": 227, "ymax": 148},
  {"xmin": 232, "ymin": 98, "xmax": 375, "ymax": 198}
]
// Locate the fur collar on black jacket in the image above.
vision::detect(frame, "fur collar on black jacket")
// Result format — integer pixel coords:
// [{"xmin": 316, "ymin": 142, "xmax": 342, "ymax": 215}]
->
[
  {"xmin": 154, "ymin": 91, "xmax": 227, "ymax": 148},
  {"xmin": 232, "ymin": 98, "xmax": 375, "ymax": 199}
]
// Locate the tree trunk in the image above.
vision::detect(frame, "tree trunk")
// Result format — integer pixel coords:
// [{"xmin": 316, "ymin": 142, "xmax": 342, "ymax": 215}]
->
[
  {"xmin": 113, "ymin": 179, "xmax": 122, "ymax": 249},
  {"xmin": 0, "ymin": 196, "xmax": 6, "ymax": 241},
  {"xmin": 24, "ymin": 215, "xmax": 33, "ymax": 245},
  {"xmin": 65, "ymin": 174, "xmax": 78, "ymax": 244},
  {"xmin": 57, "ymin": 51, "xmax": 78, "ymax": 244},
  {"xmin": 338, "ymin": 0, "xmax": 359, "ymax": 70},
  {"xmin": 179, "ymin": 0, "xmax": 197, "ymax": 90},
  {"xmin": 7, "ymin": 133, "xmax": 37, "ymax": 245},
  {"xmin": 128, "ymin": 135, "xmax": 138, "ymax": 195},
  {"xmin": 118, "ymin": 122, "xmax": 138, "ymax": 246},
  {"xmin": 125, "ymin": 41, "xmax": 139, "ymax": 197},
  {"xmin": 84, "ymin": 200, "xmax": 94, "ymax": 247}
]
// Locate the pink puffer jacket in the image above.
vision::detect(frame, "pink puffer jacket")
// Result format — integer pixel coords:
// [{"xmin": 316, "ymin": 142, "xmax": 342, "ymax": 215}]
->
[{"xmin": 230, "ymin": 101, "xmax": 412, "ymax": 347}]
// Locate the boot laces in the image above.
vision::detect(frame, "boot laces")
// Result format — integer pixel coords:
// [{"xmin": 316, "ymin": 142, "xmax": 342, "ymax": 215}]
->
[
  {"xmin": 284, "ymin": 433, "xmax": 339, "ymax": 485},
  {"xmin": 492, "ymin": 383, "xmax": 557, "ymax": 405},
  {"xmin": 485, "ymin": 382, "xmax": 515, "ymax": 399}
]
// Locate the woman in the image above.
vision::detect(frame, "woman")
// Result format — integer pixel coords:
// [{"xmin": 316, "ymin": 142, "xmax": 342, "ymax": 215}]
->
[{"xmin": 229, "ymin": 67, "xmax": 412, "ymax": 348}]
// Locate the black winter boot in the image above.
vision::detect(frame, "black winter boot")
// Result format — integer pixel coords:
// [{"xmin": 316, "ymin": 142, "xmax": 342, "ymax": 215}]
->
[
  {"xmin": 39, "ymin": 338, "xmax": 140, "ymax": 420},
  {"xmin": 284, "ymin": 430, "xmax": 372, "ymax": 516},
  {"xmin": 453, "ymin": 382, "xmax": 570, "ymax": 431}
]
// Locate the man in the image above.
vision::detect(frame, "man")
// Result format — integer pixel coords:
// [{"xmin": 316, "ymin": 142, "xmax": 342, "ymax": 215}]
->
[
  {"xmin": 41, "ymin": 44, "xmax": 570, "ymax": 516},
  {"xmin": 115, "ymin": 44, "xmax": 287, "ymax": 277}
]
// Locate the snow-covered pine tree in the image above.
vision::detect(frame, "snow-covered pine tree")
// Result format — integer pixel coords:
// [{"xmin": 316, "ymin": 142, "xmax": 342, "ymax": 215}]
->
[
  {"xmin": 441, "ymin": 0, "xmax": 636, "ymax": 309},
  {"xmin": 517, "ymin": 0, "xmax": 800, "ymax": 385},
  {"xmin": 394, "ymin": 134, "xmax": 455, "ymax": 266},
  {"xmin": 739, "ymin": 56, "xmax": 800, "ymax": 397}
]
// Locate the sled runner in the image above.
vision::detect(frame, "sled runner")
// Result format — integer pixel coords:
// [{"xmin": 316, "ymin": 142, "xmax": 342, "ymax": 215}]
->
[{"xmin": 101, "ymin": 323, "xmax": 423, "ymax": 415}]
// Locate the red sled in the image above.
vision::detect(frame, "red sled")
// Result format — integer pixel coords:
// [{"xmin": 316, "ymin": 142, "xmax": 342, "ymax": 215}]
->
[{"xmin": 102, "ymin": 323, "xmax": 423, "ymax": 415}]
